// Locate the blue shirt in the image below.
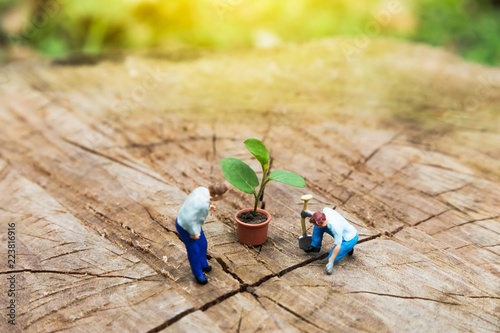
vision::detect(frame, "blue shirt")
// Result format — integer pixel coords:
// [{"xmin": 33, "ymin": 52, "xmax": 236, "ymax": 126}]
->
[{"xmin": 177, "ymin": 187, "xmax": 210, "ymax": 236}]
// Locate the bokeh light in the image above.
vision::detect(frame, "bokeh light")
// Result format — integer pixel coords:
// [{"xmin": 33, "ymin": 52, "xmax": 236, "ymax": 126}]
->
[{"xmin": 0, "ymin": 0, "xmax": 499, "ymax": 65}]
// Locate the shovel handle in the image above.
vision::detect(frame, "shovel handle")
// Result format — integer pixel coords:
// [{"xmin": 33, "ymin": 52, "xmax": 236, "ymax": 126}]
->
[{"xmin": 300, "ymin": 194, "xmax": 313, "ymax": 234}]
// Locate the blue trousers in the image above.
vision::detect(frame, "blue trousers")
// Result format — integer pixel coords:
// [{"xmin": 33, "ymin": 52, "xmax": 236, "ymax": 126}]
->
[
  {"xmin": 175, "ymin": 219, "xmax": 209, "ymax": 280},
  {"xmin": 311, "ymin": 225, "xmax": 359, "ymax": 263}
]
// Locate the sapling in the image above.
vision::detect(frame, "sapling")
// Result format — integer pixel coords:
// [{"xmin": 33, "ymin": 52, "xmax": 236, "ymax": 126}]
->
[{"xmin": 221, "ymin": 138, "xmax": 305, "ymax": 215}]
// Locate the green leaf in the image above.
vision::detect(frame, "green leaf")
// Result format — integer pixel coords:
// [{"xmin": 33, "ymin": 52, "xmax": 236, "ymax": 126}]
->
[
  {"xmin": 220, "ymin": 158, "xmax": 259, "ymax": 194},
  {"xmin": 269, "ymin": 170, "xmax": 306, "ymax": 188},
  {"xmin": 244, "ymin": 138, "xmax": 269, "ymax": 166}
]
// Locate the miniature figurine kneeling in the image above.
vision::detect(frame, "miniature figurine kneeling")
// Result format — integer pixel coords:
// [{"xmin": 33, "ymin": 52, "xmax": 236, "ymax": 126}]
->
[
  {"xmin": 301, "ymin": 208, "xmax": 358, "ymax": 274},
  {"xmin": 176, "ymin": 183, "xmax": 228, "ymax": 284}
]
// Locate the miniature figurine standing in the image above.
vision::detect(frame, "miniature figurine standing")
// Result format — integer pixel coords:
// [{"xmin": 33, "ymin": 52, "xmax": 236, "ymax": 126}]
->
[
  {"xmin": 176, "ymin": 183, "xmax": 228, "ymax": 284},
  {"xmin": 301, "ymin": 208, "xmax": 358, "ymax": 275}
]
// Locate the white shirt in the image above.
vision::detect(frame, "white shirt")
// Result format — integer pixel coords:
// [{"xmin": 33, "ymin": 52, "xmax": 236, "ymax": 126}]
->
[
  {"xmin": 177, "ymin": 187, "xmax": 210, "ymax": 236},
  {"xmin": 323, "ymin": 207, "xmax": 357, "ymax": 245}
]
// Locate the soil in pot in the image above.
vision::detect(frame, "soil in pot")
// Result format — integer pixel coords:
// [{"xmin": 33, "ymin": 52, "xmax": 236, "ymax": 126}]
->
[{"xmin": 237, "ymin": 210, "xmax": 267, "ymax": 224}]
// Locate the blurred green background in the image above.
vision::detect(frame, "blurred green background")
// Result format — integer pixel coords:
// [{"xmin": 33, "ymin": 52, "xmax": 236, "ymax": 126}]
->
[{"xmin": 0, "ymin": 0, "xmax": 499, "ymax": 65}]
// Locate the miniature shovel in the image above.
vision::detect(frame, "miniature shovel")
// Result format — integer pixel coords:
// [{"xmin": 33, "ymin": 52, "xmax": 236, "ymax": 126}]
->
[{"xmin": 298, "ymin": 194, "xmax": 313, "ymax": 249}]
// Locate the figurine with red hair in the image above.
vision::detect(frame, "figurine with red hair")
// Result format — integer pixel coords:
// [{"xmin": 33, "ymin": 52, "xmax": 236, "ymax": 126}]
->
[{"xmin": 301, "ymin": 208, "xmax": 358, "ymax": 274}]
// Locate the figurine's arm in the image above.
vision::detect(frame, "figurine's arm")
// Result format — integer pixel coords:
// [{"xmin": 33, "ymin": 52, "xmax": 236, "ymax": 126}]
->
[
  {"xmin": 328, "ymin": 225, "xmax": 342, "ymax": 263},
  {"xmin": 188, "ymin": 216, "xmax": 204, "ymax": 240},
  {"xmin": 189, "ymin": 198, "xmax": 210, "ymax": 240},
  {"xmin": 329, "ymin": 244, "xmax": 341, "ymax": 262}
]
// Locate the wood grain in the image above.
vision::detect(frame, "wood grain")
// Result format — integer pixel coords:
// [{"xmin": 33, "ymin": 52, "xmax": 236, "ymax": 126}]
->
[{"xmin": 0, "ymin": 38, "xmax": 499, "ymax": 332}]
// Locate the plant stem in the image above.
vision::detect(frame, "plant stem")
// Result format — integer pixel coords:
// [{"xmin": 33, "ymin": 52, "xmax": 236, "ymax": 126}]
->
[
  {"xmin": 259, "ymin": 157, "xmax": 273, "ymax": 205},
  {"xmin": 254, "ymin": 183, "xmax": 265, "ymax": 213},
  {"xmin": 253, "ymin": 163, "xmax": 270, "ymax": 214}
]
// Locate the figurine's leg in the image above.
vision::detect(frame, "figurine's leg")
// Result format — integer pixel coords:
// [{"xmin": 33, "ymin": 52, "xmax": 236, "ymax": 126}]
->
[
  {"xmin": 310, "ymin": 225, "xmax": 324, "ymax": 248},
  {"xmin": 199, "ymin": 228, "xmax": 210, "ymax": 269},
  {"xmin": 330, "ymin": 234, "xmax": 359, "ymax": 263},
  {"xmin": 175, "ymin": 220, "xmax": 205, "ymax": 280},
  {"xmin": 185, "ymin": 239, "xmax": 204, "ymax": 279}
]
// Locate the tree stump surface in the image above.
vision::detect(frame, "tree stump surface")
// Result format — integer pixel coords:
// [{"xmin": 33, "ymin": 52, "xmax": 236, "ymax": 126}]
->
[{"xmin": 0, "ymin": 38, "xmax": 499, "ymax": 332}]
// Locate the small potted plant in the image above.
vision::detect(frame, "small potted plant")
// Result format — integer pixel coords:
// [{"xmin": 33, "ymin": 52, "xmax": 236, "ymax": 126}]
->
[{"xmin": 221, "ymin": 138, "xmax": 306, "ymax": 245}]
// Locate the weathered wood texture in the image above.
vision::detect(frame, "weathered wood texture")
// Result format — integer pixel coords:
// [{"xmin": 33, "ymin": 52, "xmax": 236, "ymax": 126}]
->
[{"xmin": 0, "ymin": 38, "xmax": 499, "ymax": 332}]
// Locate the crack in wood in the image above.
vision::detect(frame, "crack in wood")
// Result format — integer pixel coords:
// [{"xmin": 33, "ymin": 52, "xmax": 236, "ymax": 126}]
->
[
  {"xmin": 146, "ymin": 251, "xmax": 330, "ymax": 332},
  {"xmin": 86, "ymin": 206, "xmax": 179, "ymax": 278},
  {"xmin": 358, "ymin": 233, "xmax": 383, "ymax": 243},
  {"xmin": 0, "ymin": 268, "xmax": 158, "ymax": 281},
  {"xmin": 247, "ymin": 290, "xmax": 283, "ymax": 329},
  {"xmin": 47, "ymin": 304, "xmax": 130, "ymax": 332},
  {"xmin": 388, "ymin": 225, "xmax": 405, "ymax": 236},
  {"xmin": 370, "ymin": 260, "xmax": 426, "ymax": 268},
  {"xmin": 444, "ymin": 293, "xmax": 500, "ymax": 300},
  {"xmin": 144, "ymin": 307, "xmax": 197, "ymax": 333},
  {"xmin": 432, "ymin": 215, "xmax": 500, "ymax": 235},
  {"xmin": 259, "ymin": 295, "xmax": 328, "ymax": 331},
  {"xmin": 454, "ymin": 244, "xmax": 475, "ymax": 250},
  {"xmin": 347, "ymin": 291, "xmax": 461, "ymax": 306},
  {"xmin": 0, "ymin": 160, "xmax": 11, "ymax": 183},
  {"xmin": 307, "ymin": 180, "xmax": 344, "ymax": 204},
  {"xmin": 256, "ymin": 245, "xmax": 263, "ymax": 257},
  {"xmin": 213, "ymin": 256, "xmax": 245, "ymax": 284},
  {"xmin": 453, "ymin": 243, "xmax": 500, "ymax": 258},
  {"xmin": 432, "ymin": 183, "xmax": 472, "ymax": 197},
  {"xmin": 434, "ymin": 199, "xmax": 472, "ymax": 219},
  {"xmin": 88, "ymin": 206, "xmax": 156, "ymax": 244},
  {"xmin": 342, "ymin": 192, "xmax": 355, "ymax": 205},
  {"xmin": 342, "ymin": 169, "xmax": 354, "ymax": 182},
  {"xmin": 39, "ymin": 248, "xmax": 90, "ymax": 262},
  {"xmin": 22, "ymin": 279, "xmax": 141, "ymax": 330},
  {"xmin": 145, "ymin": 286, "xmax": 247, "ymax": 333},
  {"xmin": 287, "ymin": 284, "xmax": 331, "ymax": 289},
  {"xmin": 413, "ymin": 209, "xmax": 451, "ymax": 227},
  {"xmin": 111, "ymin": 135, "xmax": 241, "ymax": 150},
  {"xmin": 20, "ymin": 231, "xmax": 61, "ymax": 243},
  {"xmin": 341, "ymin": 131, "xmax": 403, "ymax": 183},
  {"xmin": 143, "ymin": 205, "xmax": 182, "ymax": 242},
  {"xmin": 416, "ymin": 162, "xmax": 477, "ymax": 178},
  {"xmin": 236, "ymin": 312, "xmax": 243, "ymax": 333},
  {"xmin": 62, "ymin": 138, "xmax": 170, "ymax": 186}
]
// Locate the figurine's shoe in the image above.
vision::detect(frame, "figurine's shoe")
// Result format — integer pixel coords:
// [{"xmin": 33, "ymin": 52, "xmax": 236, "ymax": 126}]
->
[
  {"xmin": 202, "ymin": 265, "xmax": 212, "ymax": 273},
  {"xmin": 304, "ymin": 246, "xmax": 321, "ymax": 253},
  {"xmin": 348, "ymin": 248, "xmax": 354, "ymax": 256},
  {"xmin": 195, "ymin": 276, "xmax": 208, "ymax": 285}
]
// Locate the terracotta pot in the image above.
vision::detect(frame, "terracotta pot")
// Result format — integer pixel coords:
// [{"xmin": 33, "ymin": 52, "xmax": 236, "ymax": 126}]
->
[{"xmin": 235, "ymin": 208, "xmax": 271, "ymax": 246}]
